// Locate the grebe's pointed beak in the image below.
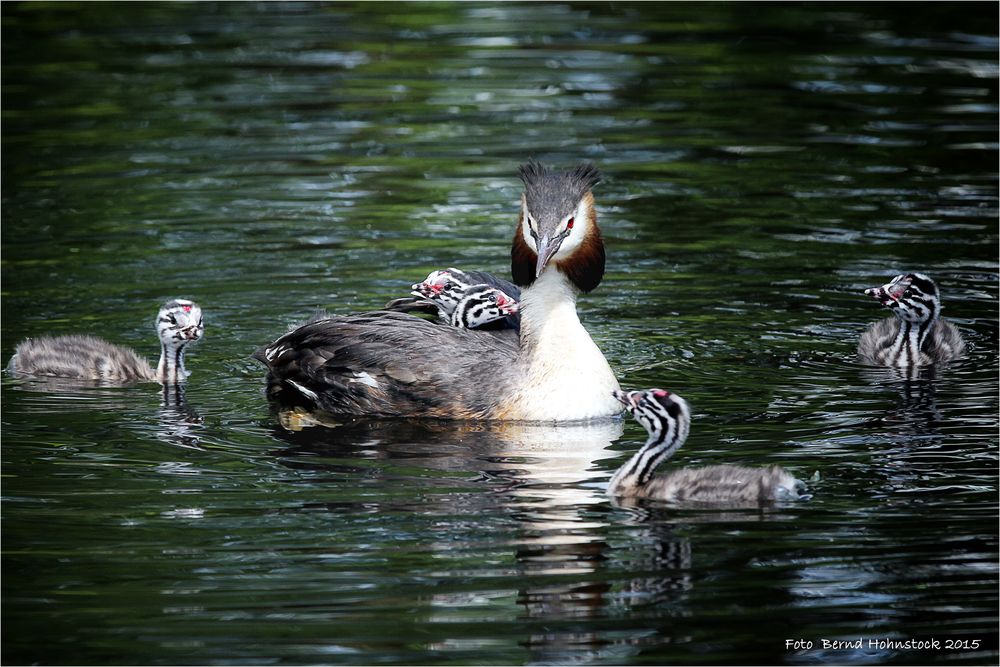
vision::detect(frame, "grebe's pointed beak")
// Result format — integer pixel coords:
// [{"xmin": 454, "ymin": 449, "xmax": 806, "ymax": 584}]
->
[
  {"xmin": 534, "ymin": 234, "xmax": 562, "ymax": 278},
  {"xmin": 865, "ymin": 286, "xmax": 891, "ymax": 305},
  {"xmin": 182, "ymin": 325, "xmax": 203, "ymax": 341},
  {"xmin": 612, "ymin": 390, "xmax": 640, "ymax": 408},
  {"xmin": 865, "ymin": 275, "xmax": 910, "ymax": 306},
  {"xmin": 496, "ymin": 293, "xmax": 519, "ymax": 315}
]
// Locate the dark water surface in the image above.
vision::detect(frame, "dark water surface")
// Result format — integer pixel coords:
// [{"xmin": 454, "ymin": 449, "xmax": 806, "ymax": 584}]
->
[{"xmin": 2, "ymin": 3, "xmax": 997, "ymax": 665}]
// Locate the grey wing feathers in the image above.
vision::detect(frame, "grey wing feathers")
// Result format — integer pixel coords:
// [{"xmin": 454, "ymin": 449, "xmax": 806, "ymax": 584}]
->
[
  {"xmin": 858, "ymin": 316, "xmax": 965, "ymax": 365},
  {"xmin": 383, "ymin": 296, "xmax": 442, "ymax": 318},
  {"xmin": 857, "ymin": 317, "xmax": 900, "ymax": 365},
  {"xmin": 290, "ymin": 309, "xmax": 332, "ymax": 330},
  {"xmin": 7, "ymin": 335, "xmax": 155, "ymax": 382},
  {"xmin": 254, "ymin": 311, "xmax": 518, "ymax": 419},
  {"xmin": 926, "ymin": 319, "xmax": 965, "ymax": 362},
  {"xmin": 645, "ymin": 465, "xmax": 805, "ymax": 504}
]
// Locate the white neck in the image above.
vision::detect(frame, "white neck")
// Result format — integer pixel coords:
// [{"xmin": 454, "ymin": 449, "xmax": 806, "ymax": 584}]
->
[
  {"xmin": 504, "ymin": 269, "xmax": 621, "ymax": 420},
  {"xmin": 156, "ymin": 342, "xmax": 189, "ymax": 384}
]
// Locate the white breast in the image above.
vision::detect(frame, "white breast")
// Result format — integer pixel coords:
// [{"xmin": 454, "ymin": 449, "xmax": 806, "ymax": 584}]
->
[{"xmin": 505, "ymin": 270, "xmax": 622, "ymax": 421}]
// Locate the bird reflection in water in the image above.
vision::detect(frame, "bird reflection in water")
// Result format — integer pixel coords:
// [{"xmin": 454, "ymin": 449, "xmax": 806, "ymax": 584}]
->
[
  {"xmin": 857, "ymin": 363, "xmax": 960, "ymax": 496},
  {"xmin": 7, "ymin": 375, "xmax": 203, "ymax": 449},
  {"xmin": 267, "ymin": 410, "xmax": 622, "ymax": 495},
  {"xmin": 860, "ymin": 364, "xmax": 943, "ymax": 434},
  {"xmin": 5, "ymin": 368, "xmax": 205, "ymax": 450},
  {"xmin": 156, "ymin": 382, "xmax": 204, "ymax": 450},
  {"xmin": 270, "ymin": 415, "xmax": 629, "ymax": 661},
  {"xmin": 268, "ymin": 413, "xmax": 790, "ymax": 662}
]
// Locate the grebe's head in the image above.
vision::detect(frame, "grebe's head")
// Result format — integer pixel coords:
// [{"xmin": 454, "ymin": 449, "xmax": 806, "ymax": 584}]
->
[
  {"xmin": 864, "ymin": 272, "xmax": 941, "ymax": 324},
  {"xmin": 157, "ymin": 299, "xmax": 204, "ymax": 345},
  {"xmin": 511, "ymin": 160, "xmax": 605, "ymax": 292},
  {"xmin": 613, "ymin": 388, "xmax": 691, "ymax": 444},
  {"xmin": 450, "ymin": 284, "xmax": 519, "ymax": 329},
  {"xmin": 411, "ymin": 268, "xmax": 471, "ymax": 315}
]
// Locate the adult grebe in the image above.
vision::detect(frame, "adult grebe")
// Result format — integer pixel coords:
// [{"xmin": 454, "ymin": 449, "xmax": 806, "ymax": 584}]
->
[{"xmin": 255, "ymin": 161, "xmax": 621, "ymax": 420}]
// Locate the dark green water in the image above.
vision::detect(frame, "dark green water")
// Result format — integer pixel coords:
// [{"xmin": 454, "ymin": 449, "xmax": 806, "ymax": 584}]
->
[{"xmin": 2, "ymin": 3, "xmax": 997, "ymax": 665}]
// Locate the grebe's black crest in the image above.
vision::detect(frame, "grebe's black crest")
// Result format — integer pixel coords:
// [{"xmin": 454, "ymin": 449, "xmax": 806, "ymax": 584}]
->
[{"xmin": 518, "ymin": 160, "xmax": 601, "ymax": 222}]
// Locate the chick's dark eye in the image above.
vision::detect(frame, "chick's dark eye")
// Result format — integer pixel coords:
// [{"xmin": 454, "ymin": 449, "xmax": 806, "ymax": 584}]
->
[{"xmin": 167, "ymin": 314, "xmax": 177, "ymax": 325}]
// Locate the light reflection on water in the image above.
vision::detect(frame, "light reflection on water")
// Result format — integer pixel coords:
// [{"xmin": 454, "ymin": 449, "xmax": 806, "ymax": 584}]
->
[{"xmin": 2, "ymin": 2, "xmax": 998, "ymax": 665}]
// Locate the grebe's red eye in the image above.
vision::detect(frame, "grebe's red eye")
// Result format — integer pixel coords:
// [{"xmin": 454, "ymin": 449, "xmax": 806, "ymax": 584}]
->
[{"xmin": 566, "ymin": 217, "xmax": 574, "ymax": 230}]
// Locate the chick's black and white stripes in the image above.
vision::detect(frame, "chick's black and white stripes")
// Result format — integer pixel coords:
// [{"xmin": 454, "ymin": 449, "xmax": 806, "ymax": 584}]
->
[{"xmin": 858, "ymin": 273, "xmax": 964, "ymax": 367}]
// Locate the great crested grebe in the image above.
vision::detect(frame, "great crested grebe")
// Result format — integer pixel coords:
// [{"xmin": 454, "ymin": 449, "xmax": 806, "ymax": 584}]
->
[
  {"xmin": 858, "ymin": 272, "xmax": 965, "ymax": 367},
  {"xmin": 608, "ymin": 389, "xmax": 808, "ymax": 504},
  {"xmin": 385, "ymin": 268, "xmax": 521, "ymax": 330},
  {"xmin": 254, "ymin": 160, "xmax": 622, "ymax": 421},
  {"xmin": 7, "ymin": 299, "xmax": 204, "ymax": 384}
]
